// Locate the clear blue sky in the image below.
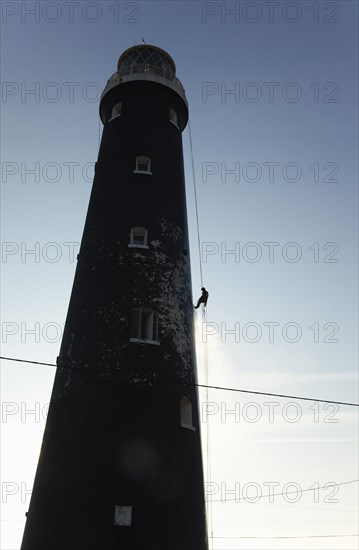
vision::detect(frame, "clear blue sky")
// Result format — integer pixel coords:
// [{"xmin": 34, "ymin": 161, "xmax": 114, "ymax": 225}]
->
[{"xmin": 1, "ymin": 2, "xmax": 358, "ymax": 549}]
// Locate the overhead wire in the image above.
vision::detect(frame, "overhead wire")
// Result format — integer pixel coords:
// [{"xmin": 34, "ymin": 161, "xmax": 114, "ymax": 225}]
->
[
  {"xmin": 212, "ymin": 534, "xmax": 359, "ymax": 539},
  {"xmin": 206, "ymin": 479, "xmax": 359, "ymax": 503},
  {"xmin": 1, "ymin": 356, "xmax": 358, "ymax": 407}
]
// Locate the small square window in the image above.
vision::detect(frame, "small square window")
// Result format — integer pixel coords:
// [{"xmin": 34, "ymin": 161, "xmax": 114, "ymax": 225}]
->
[
  {"xmin": 180, "ymin": 398, "xmax": 195, "ymax": 431},
  {"xmin": 134, "ymin": 156, "xmax": 152, "ymax": 175},
  {"xmin": 114, "ymin": 506, "xmax": 132, "ymax": 527},
  {"xmin": 130, "ymin": 308, "xmax": 159, "ymax": 344},
  {"xmin": 128, "ymin": 227, "xmax": 148, "ymax": 249}
]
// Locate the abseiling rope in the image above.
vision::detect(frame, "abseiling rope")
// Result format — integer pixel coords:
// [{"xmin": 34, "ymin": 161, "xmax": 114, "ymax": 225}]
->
[
  {"xmin": 203, "ymin": 306, "xmax": 214, "ymax": 549},
  {"xmin": 188, "ymin": 118, "xmax": 203, "ymax": 288},
  {"xmin": 189, "ymin": 116, "xmax": 213, "ymax": 547}
]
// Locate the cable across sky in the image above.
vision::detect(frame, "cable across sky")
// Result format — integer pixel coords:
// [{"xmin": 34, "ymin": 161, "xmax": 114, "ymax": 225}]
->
[{"xmin": 1, "ymin": 356, "xmax": 358, "ymax": 407}]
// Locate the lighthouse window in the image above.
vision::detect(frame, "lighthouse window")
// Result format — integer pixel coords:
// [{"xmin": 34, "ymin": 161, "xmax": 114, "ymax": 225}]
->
[
  {"xmin": 114, "ymin": 505, "xmax": 132, "ymax": 526},
  {"xmin": 169, "ymin": 108, "xmax": 178, "ymax": 128},
  {"xmin": 180, "ymin": 398, "xmax": 195, "ymax": 431},
  {"xmin": 130, "ymin": 308, "xmax": 159, "ymax": 344},
  {"xmin": 109, "ymin": 102, "xmax": 122, "ymax": 121},
  {"xmin": 134, "ymin": 156, "xmax": 152, "ymax": 175},
  {"xmin": 129, "ymin": 227, "xmax": 148, "ymax": 249}
]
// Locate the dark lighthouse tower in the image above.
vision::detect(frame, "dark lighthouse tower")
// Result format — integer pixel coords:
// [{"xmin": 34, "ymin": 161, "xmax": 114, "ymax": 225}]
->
[{"xmin": 21, "ymin": 46, "xmax": 208, "ymax": 550}]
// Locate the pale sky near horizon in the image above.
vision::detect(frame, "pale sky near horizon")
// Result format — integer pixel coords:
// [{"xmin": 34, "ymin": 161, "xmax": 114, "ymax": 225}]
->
[{"xmin": 1, "ymin": 1, "xmax": 358, "ymax": 549}]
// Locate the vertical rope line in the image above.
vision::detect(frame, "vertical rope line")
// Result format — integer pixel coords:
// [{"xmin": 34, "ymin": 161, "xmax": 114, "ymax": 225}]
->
[
  {"xmin": 189, "ymin": 116, "xmax": 212, "ymax": 545},
  {"xmin": 203, "ymin": 306, "xmax": 213, "ymax": 549},
  {"xmin": 188, "ymin": 117, "xmax": 203, "ymax": 288}
]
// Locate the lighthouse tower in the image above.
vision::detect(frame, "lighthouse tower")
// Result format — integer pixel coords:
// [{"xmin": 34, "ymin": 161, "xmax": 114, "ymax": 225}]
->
[{"xmin": 21, "ymin": 46, "xmax": 208, "ymax": 550}]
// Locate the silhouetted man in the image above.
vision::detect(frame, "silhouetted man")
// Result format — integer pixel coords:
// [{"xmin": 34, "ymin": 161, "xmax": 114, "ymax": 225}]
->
[{"xmin": 194, "ymin": 287, "xmax": 209, "ymax": 309}]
